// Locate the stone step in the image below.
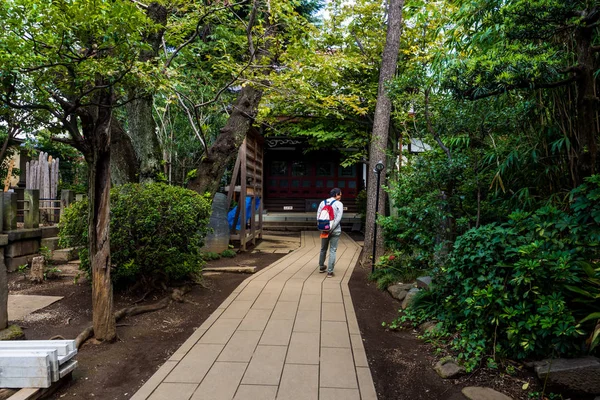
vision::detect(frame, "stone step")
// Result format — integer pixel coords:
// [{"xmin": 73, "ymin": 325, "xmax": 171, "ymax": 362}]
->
[
  {"xmin": 52, "ymin": 264, "xmax": 81, "ymax": 277},
  {"xmin": 40, "ymin": 237, "xmax": 60, "ymax": 251},
  {"xmin": 41, "ymin": 226, "xmax": 59, "ymax": 239},
  {"xmin": 50, "ymin": 248, "xmax": 80, "ymax": 263},
  {"xmin": 262, "ymin": 221, "xmax": 356, "ymax": 232},
  {"xmin": 263, "ymin": 214, "xmax": 361, "ymax": 223}
]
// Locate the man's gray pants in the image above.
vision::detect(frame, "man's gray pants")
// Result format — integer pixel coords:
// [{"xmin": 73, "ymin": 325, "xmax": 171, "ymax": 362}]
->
[{"xmin": 319, "ymin": 232, "xmax": 341, "ymax": 273}]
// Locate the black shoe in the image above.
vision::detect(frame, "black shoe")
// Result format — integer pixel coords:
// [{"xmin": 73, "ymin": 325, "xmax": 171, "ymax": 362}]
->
[
  {"xmin": 319, "ymin": 266, "xmax": 326, "ymax": 273},
  {"xmin": 326, "ymin": 272, "xmax": 334, "ymax": 278}
]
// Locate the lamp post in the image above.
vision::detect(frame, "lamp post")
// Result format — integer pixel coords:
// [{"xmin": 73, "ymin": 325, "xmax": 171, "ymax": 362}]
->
[{"xmin": 372, "ymin": 161, "xmax": 385, "ymax": 273}]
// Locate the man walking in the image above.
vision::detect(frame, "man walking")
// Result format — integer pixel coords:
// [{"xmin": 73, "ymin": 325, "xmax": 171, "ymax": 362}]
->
[{"xmin": 317, "ymin": 188, "xmax": 343, "ymax": 278}]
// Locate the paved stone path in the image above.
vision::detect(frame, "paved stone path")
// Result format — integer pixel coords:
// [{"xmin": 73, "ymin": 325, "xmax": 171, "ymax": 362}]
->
[{"xmin": 132, "ymin": 231, "xmax": 376, "ymax": 400}]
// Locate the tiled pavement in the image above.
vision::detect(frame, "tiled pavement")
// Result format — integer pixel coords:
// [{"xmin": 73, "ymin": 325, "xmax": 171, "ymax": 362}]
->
[{"xmin": 131, "ymin": 231, "xmax": 377, "ymax": 400}]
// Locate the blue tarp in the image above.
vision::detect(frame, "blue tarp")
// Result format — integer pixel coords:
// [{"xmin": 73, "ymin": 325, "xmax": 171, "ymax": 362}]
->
[{"xmin": 228, "ymin": 197, "xmax": 261, "ymax": 230}]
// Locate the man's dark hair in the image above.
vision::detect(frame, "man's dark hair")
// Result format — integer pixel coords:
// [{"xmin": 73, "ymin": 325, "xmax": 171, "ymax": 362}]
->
[{"xmin": 330, "ymin": 188, "xmax": 342, "ymax": 197}]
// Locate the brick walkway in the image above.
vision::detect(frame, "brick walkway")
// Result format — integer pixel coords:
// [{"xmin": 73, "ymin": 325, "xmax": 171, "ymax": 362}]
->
[{"xmin": 131, "ymin": 231, "xmax": 377, "ymax": 400}]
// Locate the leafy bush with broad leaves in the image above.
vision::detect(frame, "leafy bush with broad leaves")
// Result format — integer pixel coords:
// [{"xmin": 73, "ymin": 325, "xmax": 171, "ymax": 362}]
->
[
  {"xmin": 380, "ymin": 157, "xmax": 447, "ymax": 271},
  {"xmin": 59, "ymin": 183, "xmax": 212, "ymax": 287},
  {"xmin": 401, "ymin": 175, "xmax": 600, "ymax": 371}
]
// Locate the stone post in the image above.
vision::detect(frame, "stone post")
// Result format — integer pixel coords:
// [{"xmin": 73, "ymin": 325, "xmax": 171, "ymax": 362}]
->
[
  {"xmin": 60, "ymin": 190, "xmax": 75, "ymax": 219},
  {"xmin": 2, "ymin": 192, "xmax": 17, "ymax": 231},
  {"xmin": 24, "ymin": 189, "xmax": 40, "ymax": 229},
  {"xmin": 0, "ymin": 253, "xmax": 7, "ymax": 330},
  {"xmin": 0, "ymin": 195, "xmax": 4, "ymax": 234}
]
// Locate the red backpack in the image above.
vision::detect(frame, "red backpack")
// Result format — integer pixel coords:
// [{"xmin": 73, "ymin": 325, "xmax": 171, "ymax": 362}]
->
[{"xmin": 317, "ymin": 200, "xmax": 337, "ymax": 231}]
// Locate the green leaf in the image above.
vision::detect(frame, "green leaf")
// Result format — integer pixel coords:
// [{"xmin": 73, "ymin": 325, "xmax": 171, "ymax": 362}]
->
[{"xmin": 580, "ymin": 312, "xmax": 600, "ymax": 324}]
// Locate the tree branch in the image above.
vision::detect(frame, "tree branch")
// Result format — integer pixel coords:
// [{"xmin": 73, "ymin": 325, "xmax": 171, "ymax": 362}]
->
[
  {"xmin": 49, "ymin": 136, "xmax": 77, "ymax": 146},
  {"xmin": 247, "ymin": 0, "xmax": 258, "ymax": 62},
  {"xmin": 175, "ymin": 90, "xmax": 208, "ymax": 153},
  {"xmin": 465, "ymin": 76, "xmax": 578, "ymax": 100},
  {"xmin": 561, "ymin": 65, "xmax": 584, "ymax": 74},
  {"xmin": 129, "ymin": 0, "xmax": 148, "ymax": 9},
  {"xmin": 194, "ymin": 51, "xmax": 256, "ymax": 109},
  {"xmin": 351, "ymin": 30, "xmax": 368, "ymax": 58},
  {"xmin": 164, "ymin": 1, "xmax": 248, "ymax": 69},
  {"xmin": 425, "ymin": 87, "xmax": 451, "ymax": 161}
]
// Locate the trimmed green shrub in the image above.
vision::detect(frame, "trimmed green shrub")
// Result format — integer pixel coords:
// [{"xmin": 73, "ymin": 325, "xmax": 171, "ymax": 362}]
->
[
  {"xmin": 59, "ymin": 183, "xmax": 212, "ymax": 287},
  {"xmin": 398, "ymin": 175, "xmax": 600, "ymax": 370}
]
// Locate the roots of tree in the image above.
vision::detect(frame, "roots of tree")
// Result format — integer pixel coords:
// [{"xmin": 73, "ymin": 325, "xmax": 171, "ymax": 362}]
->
[{"xmin": 75, "ymin": 286, "xmax": 191, "ymax": 349}]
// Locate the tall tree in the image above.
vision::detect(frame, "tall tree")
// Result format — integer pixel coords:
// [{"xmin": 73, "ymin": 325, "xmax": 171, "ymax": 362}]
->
[
  {"xmin": 362, "ymin": 0, "xmax": 404, "ymax": 265},
  {"xmin": 0, "ymin": 0, "xmax": 161, "ymax": 341},
  {"xmin": 444, "ymin": 0, "xmax": 600, "ymax": 185},
  {"xmin": 186, "ymin": 0, "xmax": 312, "ymax": 195}
]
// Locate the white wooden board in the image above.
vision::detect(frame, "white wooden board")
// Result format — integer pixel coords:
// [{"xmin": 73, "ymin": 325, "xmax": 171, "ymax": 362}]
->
[
  {"xmin": 59, "ymin": 359, "xmax": 77, "ymax": 378},
  {"xmin": 0, "ymin": 340, "xmax": 77, "ymax": 389},
  {"xmin": 0, "ymin": 350, "xmax": 59, "ymax": 382},
  {"xmin": 0, "ymin": 341, "xmax": 73, "ymax": 356},
  {"xmin": 0, "ymin": 375, "xmax": 51, "ymax": 389}
]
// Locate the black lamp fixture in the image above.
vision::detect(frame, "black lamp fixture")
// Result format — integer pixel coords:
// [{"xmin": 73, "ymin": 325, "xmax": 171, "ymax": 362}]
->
[{"xmin": 372, "ymin": 161, "xmax": 384, "ymax": 273}]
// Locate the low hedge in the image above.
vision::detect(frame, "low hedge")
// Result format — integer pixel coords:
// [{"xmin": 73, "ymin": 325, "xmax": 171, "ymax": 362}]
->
[{"xmin": 59, "ymin": 183, "xmax": 212, "ymax": 287}]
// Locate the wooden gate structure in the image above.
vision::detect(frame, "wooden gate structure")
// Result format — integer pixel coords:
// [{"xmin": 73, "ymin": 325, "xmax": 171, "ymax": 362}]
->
[{"xmin": 226, "ymin": 132, "xmax": 264, "ymax": 251}]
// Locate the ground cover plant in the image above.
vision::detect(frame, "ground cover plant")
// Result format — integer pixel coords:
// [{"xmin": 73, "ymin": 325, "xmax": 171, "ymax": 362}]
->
[
  {"xmin": 59, "ymin": 183, "xmax": 211, "ymax": 288},
  {"xmin": 394, "ymin": 175, "xmax": 600, "ymax": 371}
]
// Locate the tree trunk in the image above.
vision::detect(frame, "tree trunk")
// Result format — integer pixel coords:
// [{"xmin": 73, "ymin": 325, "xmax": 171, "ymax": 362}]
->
[
  {"xmin": 84, "ymin": 90, "xmax": 116, "ymax": 342},
  {"xmin": 187, "ymin": 84, "xmax": 263, "ymax": 196},
  {"xmin": 125, "ymin": 97, "xmax": 162, "ymax": 182},
  {"xmin": 110, "ymin": 120, "xmax": 140, "ymax": 186},
  {"xmin": 362, "ymin": 0, "xmax": 404, "ymax": 266},
  {"xmin": 574, "ymin": 27, "xmax": 598, "ymax": 183},
  {"xmin": 122, "ymin": 2, "xmax": 167, "ymax": 183}
]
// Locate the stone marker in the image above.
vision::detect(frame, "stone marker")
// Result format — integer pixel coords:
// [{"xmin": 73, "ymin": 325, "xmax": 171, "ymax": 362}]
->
[
  {"xmin": 402, "ymin": 287, "xmax": 420, "ymax": 309},
  {"xmin": 29, "ymin": 256, "xmax": 45, "ymax": 283},
  {"xmin": 60, "ymin": 190, "xmax": 75, "ymax": 219},
  {"xmin": 201, "ymin": 193, "xmax": 230, "ymax": 253},
  {"xmin": 462, "ymin": 387, "xmax": 513, "ymax": 400},
  {"xmin": 434, "ymin": 358, "xmax": 465, "ymax": 379},
  {"xmin": 2, "ymin": 192, "xmax": 17, "ymax": 231},
  {"xmin": 0, "ymin": 256, "xmax": 7, "ymax": 330},
  {"xmin": 534, "ymin": 357, "xmax": 600, "ymax": 395},
  {"xmin": 24, "ymin": 189, "xmax": 40, "ymax": 229}
]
